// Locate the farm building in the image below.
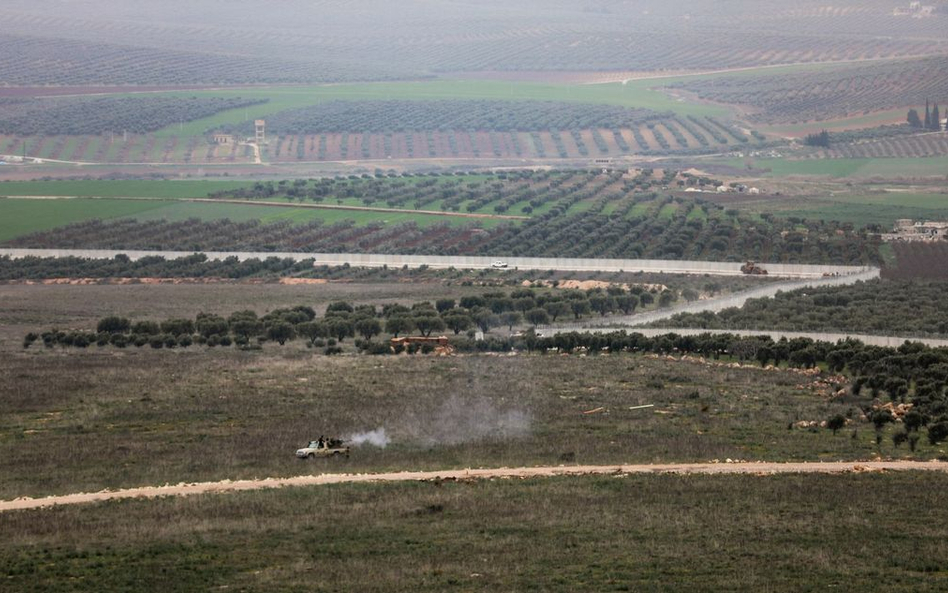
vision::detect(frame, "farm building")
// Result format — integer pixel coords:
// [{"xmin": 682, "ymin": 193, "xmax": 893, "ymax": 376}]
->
[
  {"xmin": 212, "ymin": 134, "xmax": 235, "ymax": 145},
  {"xmin": 881, "ymin": 219, "xmax": 948, "ymax": 242}
]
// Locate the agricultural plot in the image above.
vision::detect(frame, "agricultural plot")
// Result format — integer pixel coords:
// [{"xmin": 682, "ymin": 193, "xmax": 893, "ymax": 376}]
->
[
  {"xmin": 0, "ymin": 32, "xmax": 403, "ymax": 86},
  {"xmin": 2, "ymin": 171, "xmax": 882, "ymax": 265},
  {"xmin": 676, "ymin": 57, "xmax": 948, "ymax": 124},
  {"xmin": 266, "ymin": 124, "xmax": 739, "ymax": 162},
  {"xmin": 0, "ymin": 124, "xmax": 747, "ymax": 166},
  {"xmin": 3, "ymin": 1, "xmax": 947, "ymax": 86},
  {"xmin": 713, "ymin": 189, "xmax": 948, "ymax": 228},
  {"xmin": 813, "ymin": 133, "xmax": 948, "ymax": 159},
  {"xmin": 0, "ymin": 96, "xmax": 266, "ymax": 137},
  {"xmin": 232, "ymin": 100, "xmax": 665, "ymax": 134}
]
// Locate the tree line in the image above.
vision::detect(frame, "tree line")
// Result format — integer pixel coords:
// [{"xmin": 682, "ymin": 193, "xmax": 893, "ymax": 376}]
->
[
  {"xmin": 23, "ymin": 286, "xmax": 686, "ymax": 354},
  {"xmin": 656, "ymin": 280, "xmax": 948, "ymax": 338},
  {"xmin": 221, "ymin": 99, "xmax": 666, "ymax": 135},
  {"xmin": 26, "ymin": 313, "xmax": 948, "ymax": 446},
  {"xmin": 0, "ymin": 96, "xmax": 267, "ymax": 136},
  {"xmin": 907, "ymin": 100, "xmax": 944, "ymax": 131}
]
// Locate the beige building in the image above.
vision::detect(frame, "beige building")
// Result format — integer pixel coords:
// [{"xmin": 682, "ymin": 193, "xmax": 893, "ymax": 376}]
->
[{"xmin": 881, "ymin": 219, "xmax": 948, "ymax": 242}]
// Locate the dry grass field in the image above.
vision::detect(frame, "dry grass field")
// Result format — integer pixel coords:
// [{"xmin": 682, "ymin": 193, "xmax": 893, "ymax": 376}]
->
[
  {"xmin": 2, "ymin": 473, "xmax": 947, "ymax": 591},
  {"xmin": 4, "ymin": 340, "xmax": 936, "ymax": 501}
]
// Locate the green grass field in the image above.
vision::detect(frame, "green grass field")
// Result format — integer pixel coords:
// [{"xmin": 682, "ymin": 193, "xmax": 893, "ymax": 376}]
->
[
  {"xmin": 0, "ymin": 180, "xmax": 253, "ymax": 199},
  {"xmin": 0, "ymin": 199, "xmax": 173, "ymax": 243},
  {"xmin": 736, "ymin": 156, "xmax": 948, "ymax": 179},
  {"xmin": 0, "ymin": 197, "xmax": 501, "ymax": 242},
  {"xmin": 732, "ymin": 191, "xmax": 948, "ymax": 227}
]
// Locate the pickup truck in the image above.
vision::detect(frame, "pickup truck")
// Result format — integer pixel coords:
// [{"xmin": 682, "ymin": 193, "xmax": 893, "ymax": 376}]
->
[{"xmin": 296, "ymin": 438, "xmax": 350, "ymax": 459}]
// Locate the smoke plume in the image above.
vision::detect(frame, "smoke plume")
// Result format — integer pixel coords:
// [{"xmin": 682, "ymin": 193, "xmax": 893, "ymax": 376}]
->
[
  {"xmin": 347, "ymin": 428, "xmax": 391, "ymax": 448},
  {"xmin": 402, "ymin": 394, "xmax": 532, "ymax": 446}
]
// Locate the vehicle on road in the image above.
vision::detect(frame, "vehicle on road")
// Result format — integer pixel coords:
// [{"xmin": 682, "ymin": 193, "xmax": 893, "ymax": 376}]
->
[
  {"xmin": 296, "ymin": 438, "xmax": 349, "ymax": 459},
  {"xmin": 491, "ymin": 260, "xmax": 509, "ymax": 269},
  {"xmin": 740, "ymin": 261, "xmax": 768, "ymax": 275}
]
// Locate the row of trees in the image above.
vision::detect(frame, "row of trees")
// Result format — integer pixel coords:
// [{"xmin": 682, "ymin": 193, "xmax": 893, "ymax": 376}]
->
[
  {"xmin": 224, "ymin": 99, "xmax": 665, "ymax": 135},
  {"xmin": 657, "ymin": 279, "xmax": 948, "ymax": 338},
  {"xmin": 25, "ymin": 286, "xmax": 687, "ymax": 352},
  {"xmin": 0, "ymin": 253, "xmax": 316, "ymax": 281},
  {"xmin": 677, "ymin": 56, "xmax": 948, "ymax": 124},
  {"xmin": 0, "ymin": 96, "xmax": 266, "ymax": 136},
  {"xmin": 907, "ymin": 100, "xmax": 944, "ymax": 131},
  {"xmin": 803, "ymin": 130, "xmax": 830, "ymax": 148}
]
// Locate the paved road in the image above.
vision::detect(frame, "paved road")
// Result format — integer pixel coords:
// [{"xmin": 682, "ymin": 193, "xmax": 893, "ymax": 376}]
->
[
  {"xmin": 0, "ymin": 248, "xmax": 878, "ymax": 279},
  {"xmin": 553, "ymin": 267, "xmax": 880, "ymax": 328},
  {"xmin": 536, "ymin": 267, "xmax": 948, "ymax": 347},
  {"xmin": 2, "ymin": 461, "xmax": 944, "ymax": 513}
]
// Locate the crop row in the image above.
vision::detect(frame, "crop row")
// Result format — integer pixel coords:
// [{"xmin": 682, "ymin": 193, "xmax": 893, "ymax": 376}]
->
[
  {"xmin": 0, "ymin": 96, "xmax": 266, "ymax": 136},
  {"xmin": 4, "ymin": 1, "xmax": 946, "ymax": 86},
  {"xmin": 6, "ymin": 171, "xmax": 881, "ymax": 265},
  {"xmin": 812, "ymin": 132, "xmax": 948, "ymax": 159},
  {"xmin": 230, "ymin": 100, "xmax": 664, "ymax": 135},
  {"xmin": 0, "ymin": 33, "xmax": 402, "ymax": 86},
  {"xmin": 676, "ymin": 57, "xmax": 948, "ymax": 123},
  {"xmin": 0, "ymin": 117, "xmax": 748, "ymax": 164}
]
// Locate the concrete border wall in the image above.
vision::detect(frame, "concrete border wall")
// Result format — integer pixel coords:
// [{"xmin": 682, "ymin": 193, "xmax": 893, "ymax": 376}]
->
[{"xmin": 0, "ymin": 249, "xmax": 877, "ymax": 279}]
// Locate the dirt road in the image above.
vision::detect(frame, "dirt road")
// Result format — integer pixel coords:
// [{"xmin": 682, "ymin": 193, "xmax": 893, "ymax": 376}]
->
[{"xmin": 2, "ymin": 461, "xmax": 945, "ymax": 513}]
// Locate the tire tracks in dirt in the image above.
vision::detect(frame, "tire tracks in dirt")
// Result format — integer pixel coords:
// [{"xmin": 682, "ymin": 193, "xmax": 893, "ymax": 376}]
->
[{"xmin": 2, "ymin": 461, "xmax": 946, "ymax": 513}]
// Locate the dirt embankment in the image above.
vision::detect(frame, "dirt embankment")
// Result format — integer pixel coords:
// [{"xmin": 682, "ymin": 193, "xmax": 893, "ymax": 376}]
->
[{"xmin": 2, "ymin": 461, "xmax": 945, "ymax": 513}]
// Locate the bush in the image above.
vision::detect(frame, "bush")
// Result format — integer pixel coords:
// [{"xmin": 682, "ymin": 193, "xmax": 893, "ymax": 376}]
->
[
  {"xmin": 97, "ymin": 316, "xmax": 131, "ymax": 334},
  {"xmin": 928, "ymin": 422, "xmax": 948, "ymax": 445},
  {"xmin": 22, "ymin": 332, "xmax": 38, "ymax": 349}
]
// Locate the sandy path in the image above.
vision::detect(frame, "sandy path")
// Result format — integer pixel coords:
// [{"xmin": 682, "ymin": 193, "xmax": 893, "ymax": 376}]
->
[{"xmin": 2, "ymin": 461, "xmax": 945, "ymax": 513}]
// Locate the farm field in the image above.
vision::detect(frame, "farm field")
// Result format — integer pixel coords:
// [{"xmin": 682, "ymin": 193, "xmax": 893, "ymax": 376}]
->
[
  {"xmin": 6, "ymin": 0, "xmax": 948, "ymax": 88},
  {"xmin": 812, "ymin": 133, "xmax": 948, "ymax": 159},
  {"xmin": 676, "ymin": 56, "xmax": 948, "ymax": 124},
  {"xmin": 0, "ymin": 198, "xmax": 496, "ymax": 243},
  {"xmin": 3, "ymin": 473, "xmax": 948, "ymax": 592},
  {"xmin": 723, "ymin": 191, "xmax": 948, "ymax": 228},
  {"xmin": 1, "ymin": 171, "xmax": 882, "ymax": 265},
  {"xmin": 727, "ymin": 156, "xmax": 948, "ymax": 179},
  {"xmin": 131, "ymin": 78, "xmax": 733, "ymax": 141},
  {"xmin": 0, "ymin": 180, "xmax": 253, "ymax": 198},
  {"xmin": 8, "ymin": 2, "xmax": 948, "ymax": 591}
]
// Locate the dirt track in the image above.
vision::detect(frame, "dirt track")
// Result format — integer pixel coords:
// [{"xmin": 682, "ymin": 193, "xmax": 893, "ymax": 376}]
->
[{"xmin": 2, "ymin": 461, "xmax": 945, "ymax": 513}]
